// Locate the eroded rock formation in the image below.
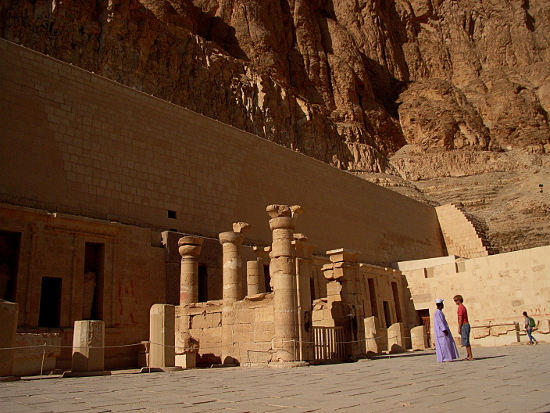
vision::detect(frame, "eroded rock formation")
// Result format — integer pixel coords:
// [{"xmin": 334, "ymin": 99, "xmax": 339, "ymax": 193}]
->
[{"xmin": 1, "ymin": 0, "xmax": 549, "ymax": 251}]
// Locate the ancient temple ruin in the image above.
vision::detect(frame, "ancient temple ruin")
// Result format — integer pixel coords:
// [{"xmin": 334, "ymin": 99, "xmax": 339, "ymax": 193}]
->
[
  {"xmin": 152, "ymin": 204, "xmax": 415, "ymax": 368},
  {"xmin": 0, "ymin": 39, "xmax": 548, "ymax": 375}
]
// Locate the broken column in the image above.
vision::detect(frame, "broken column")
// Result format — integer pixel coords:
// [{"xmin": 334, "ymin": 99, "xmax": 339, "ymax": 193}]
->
[
  {"xmin": 219, "ymin": 222, "xmax": 250, "ymax": 364},
  {"xmin": 410, "ymin": 325, "xmax": 427, "ymax": 350},
  {"xmin": 323, "ymin": 249, "xmax": 365, "ymax": 358},
  {"xmin": 178, "ymin": 236, "xmax": 204, "ymax": 305},
  {"xmin": 66, "ymin": 320, "xmax": 109, "ymax": 376},
  {"xmin": 247, "ymin": 258, "xmax": 265, "ymax": 296},
  {"xmin": 267, "ymin": 204, "xmax": 303, "ymax": 363},
  {"xmin": 387, "ymin": 322, "xmax": 405, "ymax": 353},
  {"xmin": 149, "ymin": 304, "xmax": 176, "ymax": 369},
  {"xmin": 293, "ymin": 234, "xmax": 315, "ymax": 362},
  {"xmin": 0, "ymin": 300, "xmax": 18, "ymax": 378}
]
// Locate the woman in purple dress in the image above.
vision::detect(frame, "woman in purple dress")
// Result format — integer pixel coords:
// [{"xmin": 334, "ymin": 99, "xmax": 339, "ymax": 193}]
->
[{"xmin": 433, "ymin": 299, "xmax": 459, "ymax": 362}]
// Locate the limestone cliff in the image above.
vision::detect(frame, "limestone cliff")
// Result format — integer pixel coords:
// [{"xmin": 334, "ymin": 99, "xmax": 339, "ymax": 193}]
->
[{"xmin": 1, "ymin": 0, "xmax": 549, "ymax": 252}]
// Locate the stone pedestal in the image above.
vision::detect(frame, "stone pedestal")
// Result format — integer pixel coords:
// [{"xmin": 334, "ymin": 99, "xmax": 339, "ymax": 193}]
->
[
  {"xmin": 175, "ymin": 352, "xmax": 196, "ymax": 369},
  {"xmin": 364, "ymin": 316, "xmax": 379, "ymax": 354},
  {"xmin": 387, "ymin": 322, "xmax": 405, "ymax": 353},
  {"xmin": 219, "ymin": 222, "xmax": 250, "ymax": 365},
  {"xmin": 410, "ymin": 325, "xmax": 427, "ymax": 350},
  {"xmin": 65, "ymin": 320, "xmax": 110, "ymax": 377},
  {"xmin": 0, "ymin": 300, "xmax": 18, "ymax": 379},
  {"xmin": 149, "ymin": 304, "xmax": 176, "ymax": 369},
  {"xmin": 267, "ymin": 204, "xmax": 303, "ymax": 364}
]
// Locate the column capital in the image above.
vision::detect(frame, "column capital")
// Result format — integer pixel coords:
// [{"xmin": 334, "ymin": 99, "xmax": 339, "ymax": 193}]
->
[
  {"xmin": 232, "ymin": 222, "xmax": 251, "ymax": 233},
  {"xmin": 178, "ymin": 236, "xmax": 204, "ymax": 258},
  {"xmin": 266, "ymin": 205, "xmax": 303, "ymax": 230},
  {"xmin": 219, "ymin": 222, "xmax": 250, "ymax": 245},
  {"xmin": 219, "ymin": 231, "xmax": 243, "ymax": 245}
]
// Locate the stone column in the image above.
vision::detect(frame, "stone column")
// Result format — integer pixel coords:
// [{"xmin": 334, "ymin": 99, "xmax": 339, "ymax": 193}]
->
[
  {"xmin": 178, "ymin": 236, "xmax": 204, "ymax": 306},
  {"xmin": 65, "ymin": 320, "xmax": 110, "ymax": 376},
  {"xmin": 293, "ymin": 234, "xmax": 315, "ymax": 362},
  {"xmin": 323, "ymin": 248, "xmax": 364, "ymax": 358},
  {"xmin": 247, "ymin": 258, "xmax": 265, "ymax": 296},
  {"xmin": 149, "ymin": 304, "xmax": 176, "ymax": 369},
  {"xmin": 266, "ymin": 204, "xmax": 303, "ymax": 364},
  {"xmin": 177, "ymin": 236, "xmax": 203, "ymax": 367},
  {"xmin": 219, "ymin": 222, "xmax": 250, "ymax": 364},
  {"xmin": 220, "ymin": 222, "xmax": 250, "ymax": 303},
  {"xmin": 0, "ymin": 300, "xmax": 18, "ymax": 378}
]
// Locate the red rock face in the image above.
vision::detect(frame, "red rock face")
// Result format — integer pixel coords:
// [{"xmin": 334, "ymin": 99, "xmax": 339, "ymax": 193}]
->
[{"xmin": 1, "ymin": 0, "xmax": 548, "ymax": 169}]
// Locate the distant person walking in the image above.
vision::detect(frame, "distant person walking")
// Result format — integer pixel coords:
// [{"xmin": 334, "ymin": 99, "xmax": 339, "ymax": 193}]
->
[
  {"xmin": 523, "ymin": 311, "xmax": 538, "ymax": 345},
  {"xmin": 454, "ymin": 295, "xmax": 474, "ymax": 360},
  {"xmin": 433, "ymin": 299, "xmax": 459, "ymax": 362}
]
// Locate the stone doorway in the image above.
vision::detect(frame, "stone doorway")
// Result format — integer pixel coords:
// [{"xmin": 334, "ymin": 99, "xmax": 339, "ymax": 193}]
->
[
  {"xmin": 84, "ymin": 242, "xmax": 104, "ymax": 320},
  {"xmin": 417, "ymin": 309, "xmax": 431, "ymax": 347},
  {"xmin": 0, "ymin": 230, "xmax": 21, "ymax": 301},
  {"xmin": 38, "ymin": 277, "xmax": 62, "ymax": 327}
]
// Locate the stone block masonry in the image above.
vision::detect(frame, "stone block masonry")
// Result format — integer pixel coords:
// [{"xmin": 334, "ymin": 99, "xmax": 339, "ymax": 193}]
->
[
  {"xmin": 398, "ymin": 245, "xmax": 550, "ymax": 347},
  {"xmin": 0, "ymin": 38, "xmax": 446, "ymax": 267}
]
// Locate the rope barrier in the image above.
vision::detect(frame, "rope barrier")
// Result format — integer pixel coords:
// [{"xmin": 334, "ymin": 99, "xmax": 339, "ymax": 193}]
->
[
  {"xmin": 0, "ymin": 332, "xmax": 433, "ymax": 377},
  {"xmin": 0, "ymin": 335, "xmax": 419, "ymax": 353}
]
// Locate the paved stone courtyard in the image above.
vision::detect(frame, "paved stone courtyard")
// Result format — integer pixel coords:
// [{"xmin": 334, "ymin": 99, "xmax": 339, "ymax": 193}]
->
[{"xmin": 1, "ymin": 344, "xmax": 549, "ymax": 413}]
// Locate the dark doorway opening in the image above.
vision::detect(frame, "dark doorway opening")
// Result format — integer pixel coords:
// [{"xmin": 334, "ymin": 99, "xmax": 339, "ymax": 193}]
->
[
  {"xmin": 382, "ymin": 301, "xmax": 392, "ymax": 328},
  {"xmin": 264, "ymin": 265, "xmax": 271, "ymax": 292},
  {"xmin": 367, "ymin": 278, "xmax": 378, "ymax": 318},
  {"xmin": 38, "ymin": 277, "xmax": 62, "ymax": 327},
  {"xmin": 391, "ymin": 282, "xmax": 403, "ymax": 323},
  {"xmin": 0, "ymin": 231, "xmax": 21, "ymax": 302},
  {"xmin": 198, "ymin": 265, "xmax": 208, "ymax": 302},
  {"xmin": 310, "ymin": 277, "xmax": 316, "ymax": 300},
  {"xmin": 84, "ymin": 242, "xmax": 104, "ymax": 320},
  {"xmin": 417, "ymin": 308, "xmax": 431, "ymax": 346}
]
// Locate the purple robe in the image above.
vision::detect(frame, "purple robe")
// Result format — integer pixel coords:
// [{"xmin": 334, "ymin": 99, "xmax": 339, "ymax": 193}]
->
[{"xmin": 433, "ymin": 308, "xmax": 459, "ymax": 362}]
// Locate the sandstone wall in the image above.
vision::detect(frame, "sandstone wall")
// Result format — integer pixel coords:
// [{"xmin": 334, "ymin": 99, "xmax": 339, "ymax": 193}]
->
[
  {"xmin": 312, "ymin": 258, "xmax": 409, "ymax": 353},
  {"xmin": 0, "ymin": 204, "xmax": 166, "ymax": 369},
  {"xmin": 398, "ymin": 245, "xmax": 550, "ymax": 346},
  {"xmin": 180, "ymin": 295, "xmax": 275, "ymax": 366},
  {"xmin": 0, "ymin": 38, "xmax": 446, "ymax": 266}
]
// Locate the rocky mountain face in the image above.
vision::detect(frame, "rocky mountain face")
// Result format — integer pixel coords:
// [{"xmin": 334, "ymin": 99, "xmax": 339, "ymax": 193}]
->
[{"xmin": 1, "ymin": 0, "xmax": 549, "ymax": 253}]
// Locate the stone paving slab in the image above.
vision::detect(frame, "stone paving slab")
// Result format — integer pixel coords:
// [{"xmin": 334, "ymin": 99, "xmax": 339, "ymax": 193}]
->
[{"xmin": 1, "ymin": 344, "xmax": 550, "ymax": 413}]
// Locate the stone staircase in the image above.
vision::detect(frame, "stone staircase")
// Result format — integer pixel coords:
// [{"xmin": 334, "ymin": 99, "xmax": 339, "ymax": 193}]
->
[{"xmin": 435, "ymin": 204, "xmax": 490, "ymax": 258}]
